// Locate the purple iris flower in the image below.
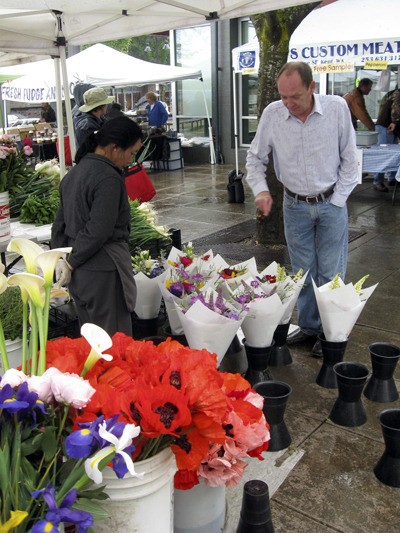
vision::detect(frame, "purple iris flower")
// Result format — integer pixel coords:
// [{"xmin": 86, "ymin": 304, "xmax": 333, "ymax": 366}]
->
[
  {"xmin": 65, "ymin": 415, "xmax": 105, "ymax": 459},
  {"xmin": 31, "ymin": 485, "xmax": 93, "ymax": 533},
  {"xmin": 112, "ymin": 444, "xmax": 136, "ymax": 478},
  {"xmin": 0, "ymin": 383, "xmax": 29, "ymax": 413}
]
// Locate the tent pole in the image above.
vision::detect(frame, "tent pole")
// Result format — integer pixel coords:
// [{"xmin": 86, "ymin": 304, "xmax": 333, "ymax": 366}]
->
[
  {"xmin": 59, "ymin": 45, "xmax": 76, "ymax": 165},
  {"xmin": 54, "ymin": 58, "xmax": 65, "ymax": 177},
  {"xmin": 232, "ymin": 68, "xmax": 239, "ymax": 175},
  {"xmin": 200, "ymin": 77, "xmax": 216, "ymax": 165}
]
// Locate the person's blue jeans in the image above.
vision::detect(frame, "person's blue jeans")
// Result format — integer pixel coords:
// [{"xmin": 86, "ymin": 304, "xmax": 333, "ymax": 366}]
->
[
  {"xmin": 373, "ymin": 125, "xmax": 397, "ymax": 184},
  {"xmin": 283, "ymin": 191, "xmax": 348, "ymax": 336}
]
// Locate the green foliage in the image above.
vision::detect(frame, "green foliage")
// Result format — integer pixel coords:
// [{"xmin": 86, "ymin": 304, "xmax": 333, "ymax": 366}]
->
[
  {"xmin": 104, "ymin": 35, "xmax": 170, "ymax": 64},
  {"xmin": 20, "ymin": 189, "xmax": 60, "ymax": 225},
  {"xmin": 0, "ymin": 286, "xmax": 23, "ymax": 340}
]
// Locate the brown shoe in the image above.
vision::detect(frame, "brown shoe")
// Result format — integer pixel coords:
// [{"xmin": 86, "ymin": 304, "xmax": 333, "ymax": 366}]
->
[{"xmin": 373, "ymin": 183, "xmax": 388, "ymax": 192}]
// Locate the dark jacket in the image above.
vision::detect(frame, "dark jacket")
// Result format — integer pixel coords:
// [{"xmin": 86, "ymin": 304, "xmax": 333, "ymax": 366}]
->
[
  {"xmin": 146, "ymin": 100, "xmax": 169, "ymax": 127},
  {"xmin": 73, "ymin": 112, "xmax": 104, "ymax": 148},
  {"xmin": 51, "ymin": 153, "xmax": 136, "ymax": 310},
  {"xmin": 52, "ymin": 153, "xmax": 130, "ymax": 269}
]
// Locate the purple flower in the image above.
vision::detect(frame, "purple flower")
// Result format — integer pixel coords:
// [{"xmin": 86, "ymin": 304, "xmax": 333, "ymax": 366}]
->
[
  {"xmin": 31, "ymin": 485, "xmax": 93, "ymax": 533},
  {"xmin": 65, "ymin": 416, "xmax": 105, "ymax": 459},
  {"xmin": 0, "ymin": 383, "xmax": 29, "ymax": 414}
]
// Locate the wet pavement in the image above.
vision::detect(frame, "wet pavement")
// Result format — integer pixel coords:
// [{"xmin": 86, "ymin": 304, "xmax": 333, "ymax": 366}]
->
[{"xmin": 148, "ymin": 162, "xmax": 400, "ymax": 533}]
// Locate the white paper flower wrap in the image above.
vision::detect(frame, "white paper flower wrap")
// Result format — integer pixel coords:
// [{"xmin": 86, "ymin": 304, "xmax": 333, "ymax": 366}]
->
[
  {"xmin": 241, "ymin": 293, "xmax": 285, "ymax": 347},
  {"xmin": 133, "ymin": 271, "xmax": 164, "ymax": 319},
  {"xmin": 175, "ymin": 298, "xmax": 247, "ymax": 366},
  {"xmin": 312, "ymin": 277, "xmax": 378, "ymax": 342},
  {"xmin": 257, "ymin": 262, "xmax": 308, "ymax": 325}
]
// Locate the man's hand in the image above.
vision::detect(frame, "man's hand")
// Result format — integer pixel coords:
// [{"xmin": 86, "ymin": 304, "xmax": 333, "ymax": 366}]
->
[
  {"xmin": 54, "ymin": 258, "xmax": 73, "ymax": 287},
  {"xmin": 255, "ymin": 191, "xmax": 273, "ymax": 216},
  {"xmin": 388, "ymin": 122, "xmax": 396, "ymax": 133}
]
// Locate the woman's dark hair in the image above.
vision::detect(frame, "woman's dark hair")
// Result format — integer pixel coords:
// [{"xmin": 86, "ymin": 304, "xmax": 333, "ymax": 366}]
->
[{"xmin": 75, "ymin": 116, "xmax": 143, "ymax": 164}]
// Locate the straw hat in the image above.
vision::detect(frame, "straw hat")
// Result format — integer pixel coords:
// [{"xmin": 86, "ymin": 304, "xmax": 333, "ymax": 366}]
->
[{"xmin": 79, "ymin": 87, "xmax": 114, "ymax": 113}]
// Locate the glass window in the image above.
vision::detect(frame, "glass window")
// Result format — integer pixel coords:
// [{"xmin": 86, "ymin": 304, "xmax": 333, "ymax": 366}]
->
[
  {"xmin": 174, "ymin": 25, "xmax": 211, "ymax": 139},
  {"xmin": 238, "ymin": 19, "xmax": 258, "ymax": 147},
  {"xmin": 327, "ymin": 67, "xmax": 398, "ymax": 124}
]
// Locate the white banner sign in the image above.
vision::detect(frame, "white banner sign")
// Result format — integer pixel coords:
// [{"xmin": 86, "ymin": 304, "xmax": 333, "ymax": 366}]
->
[{"xmin": 289, "ymin": 39, "xmax": 400, "ymax": 66}]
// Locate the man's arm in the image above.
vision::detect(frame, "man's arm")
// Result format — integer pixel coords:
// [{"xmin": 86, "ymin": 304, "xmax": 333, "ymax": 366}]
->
[
  {"xmin": 347, "ymin": 91, "xmax": 375, "ymax": 131},
  {"xmin": 331, "ymin": 100, "xmax": 359, "ymax": 207}
]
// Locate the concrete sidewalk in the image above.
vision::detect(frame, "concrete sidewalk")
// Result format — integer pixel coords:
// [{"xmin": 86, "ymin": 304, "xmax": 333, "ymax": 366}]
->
[{"xmin": 149, "ymin": 163, "xmax": 400, "ymax": 533}]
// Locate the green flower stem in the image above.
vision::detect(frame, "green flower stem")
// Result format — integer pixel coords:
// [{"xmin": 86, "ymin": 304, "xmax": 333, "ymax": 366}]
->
[
  {"xmin": 42, "ymin": 284, "xmax": 51, "ymax": 349},
  {"xmin": 29, "ymin": 310, "xmax": 39, "ymax": 375},
  {"xmin": 0, "ymin": 321, "xmax": 9, "ymax": 372},
  {"xmin": 36, "ymin": 307, "xmax": 47, "ymax": 375},
  {"xmin": 21, "ymin": 302, "xmax": 29, "ymax": 374}
]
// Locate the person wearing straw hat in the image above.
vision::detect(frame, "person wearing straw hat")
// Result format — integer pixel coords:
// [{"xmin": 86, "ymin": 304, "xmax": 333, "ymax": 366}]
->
[{"xmin": 74, "ymin": 87, "xmax": 114, "ymax": 149}]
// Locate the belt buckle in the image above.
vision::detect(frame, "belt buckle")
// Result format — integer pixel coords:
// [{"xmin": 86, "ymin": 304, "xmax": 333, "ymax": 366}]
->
[{"xmin": 305, "ymin": 195, "xmax": 318, "ymax": 203}]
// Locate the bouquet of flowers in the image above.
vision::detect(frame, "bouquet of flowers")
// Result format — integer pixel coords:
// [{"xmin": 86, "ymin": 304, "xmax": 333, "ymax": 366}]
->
[
  {"xmin": 166, "ymin": 242, "xmax": 221, "ymax": 277},
  {"xmin": 157, "ymin": 262, "xmax": 215, "ymax": 335},
  {"xmin": 175, "ymin": 287, "xmax": 249, "ymax": 365},
  {"xmin": 131, "ymin": 249, "xmax": 165, "ymax": 319},
  {"xmin": 312, "ymin": 273, "xmax": 378, "ymax": 342},
  {"xmin": 232, "ymin": 278, "xmax": 285, "ymax": 348},
  {"xmin": 256, "ymin": 262, "xmax": 308, "ymax": 326}
]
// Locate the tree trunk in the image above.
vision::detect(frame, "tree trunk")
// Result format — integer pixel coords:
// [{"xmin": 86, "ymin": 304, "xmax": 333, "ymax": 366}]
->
[{"xmin": 250, "ymin": 3, "xmax": 319, "ymax": 245}]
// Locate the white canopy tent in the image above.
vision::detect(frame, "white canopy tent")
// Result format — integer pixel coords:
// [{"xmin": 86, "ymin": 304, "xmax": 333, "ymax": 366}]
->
[
  {"xmin": 289, "ymin": 0, "xmax": 400, "ymax": 70},
  {"xmin": 0, "ymin": 0, "xmax": 315, "ymax": 172},
  {"xmin": 231, "ymin": 39, "xmax": 260, "ymax": 174},
  {"xmin": 0, "ymin": 44, "xmax": 203, "ymax": 103}
]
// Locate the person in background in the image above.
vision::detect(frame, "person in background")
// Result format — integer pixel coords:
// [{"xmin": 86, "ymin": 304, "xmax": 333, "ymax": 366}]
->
[
  {"xmin": 40, "ymin": 102, "xmax": 56, "ymax": 124},
  {"xmin": 246, "ymin": 61, "xmax": 358, "ymax": 357},
  {"xmin": 372, "ymin": 87, "xmax": 400, "ymax": 192},
  {"xmin": 145, "ymin": 91, "xmax": 169, "ymax": 131},
  {"xmin": 343, "ymin": 78, "xmax": 375, "ymax": 132},
  {"xmin": 51, "ymin": 116, "xmax": 143, "ymax": 337},
  {"xmin": 73, "ymin": 87, "xmax": 114, "ymax": 148},
  {"xmin": 105, "ymin": 102, "xmax": 125, "ymax": 120},
  {"xmin": 72, "ymin": 82, "xmax": 96, "ymax": 118}
]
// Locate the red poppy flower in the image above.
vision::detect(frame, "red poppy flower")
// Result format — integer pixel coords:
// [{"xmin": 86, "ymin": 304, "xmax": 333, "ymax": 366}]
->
[{"xmin": 137, "ymin": 384, "xmax": 192, "ymax": 437}]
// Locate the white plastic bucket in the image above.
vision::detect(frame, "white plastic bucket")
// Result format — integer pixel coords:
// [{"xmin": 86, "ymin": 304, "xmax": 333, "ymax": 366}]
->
[
  {"xmin": 174, "ymin": 479, "xmax": 226, "ymax": 533},
  {"xmin": 0, "ymin": 338, "xmax": 23, "ymax": 375},
  {"xmin": 94, "ymin": 447, "xmax": 176, "ymax": 533},
  {"xmin": 0, "ymin": 191, "xmax": 11, "ymax": 244}
]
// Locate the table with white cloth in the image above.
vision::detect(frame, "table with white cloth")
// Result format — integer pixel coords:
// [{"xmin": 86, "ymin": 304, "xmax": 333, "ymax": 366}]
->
[{"xmin": 360, "ymin": 144, "xmax": 400, "ymax": 204}]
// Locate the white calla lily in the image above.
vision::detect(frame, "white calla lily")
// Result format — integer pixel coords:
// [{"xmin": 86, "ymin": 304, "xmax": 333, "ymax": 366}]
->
[
  {"xmin": 80, "ymin": 323, "xmax": 113, "ymax": 376},
  {"xmin": 7, "ymin": 238, "xmax": 44, "ymax": 274},
  {"xmin": 0, "ymin": 263, "xmax": 5, "ymax": 274},
  {"xmin": 36, "ymin": 247, "xmax": 72, "ymax": 286},
  {"xmin": 7, "ymin": 273, "xmax": 45, "ymax": 309},
  {"xmin": 0, "ymin": 272, "xmax": 7, "ymax": 295},
  {"xmin": 84, "ymin": 422, "xmax": 143, "ymax": 484}
]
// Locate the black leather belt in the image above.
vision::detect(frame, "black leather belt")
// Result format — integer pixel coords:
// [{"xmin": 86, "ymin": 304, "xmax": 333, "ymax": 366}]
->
[{"xmin": 285, "ymin": 187, "xmax": 334, "ymax": 203}]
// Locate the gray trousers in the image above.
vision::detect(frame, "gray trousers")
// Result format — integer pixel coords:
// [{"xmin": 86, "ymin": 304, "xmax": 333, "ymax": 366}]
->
[{"xmin": 69, "ymin": 268, "xmax": 132, "ymax": 337}]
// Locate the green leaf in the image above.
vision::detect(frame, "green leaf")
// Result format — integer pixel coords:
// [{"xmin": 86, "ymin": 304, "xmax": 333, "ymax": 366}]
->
[{"xmin": 73, "ymin": 498, "xmax": 111, "ymax": 521}]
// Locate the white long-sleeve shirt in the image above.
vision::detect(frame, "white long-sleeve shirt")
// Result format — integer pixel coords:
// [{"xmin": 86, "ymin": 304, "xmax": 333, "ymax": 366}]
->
[{"xmin": 246, "ymin": 93, "xmax": 358, "ymax": 207}]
